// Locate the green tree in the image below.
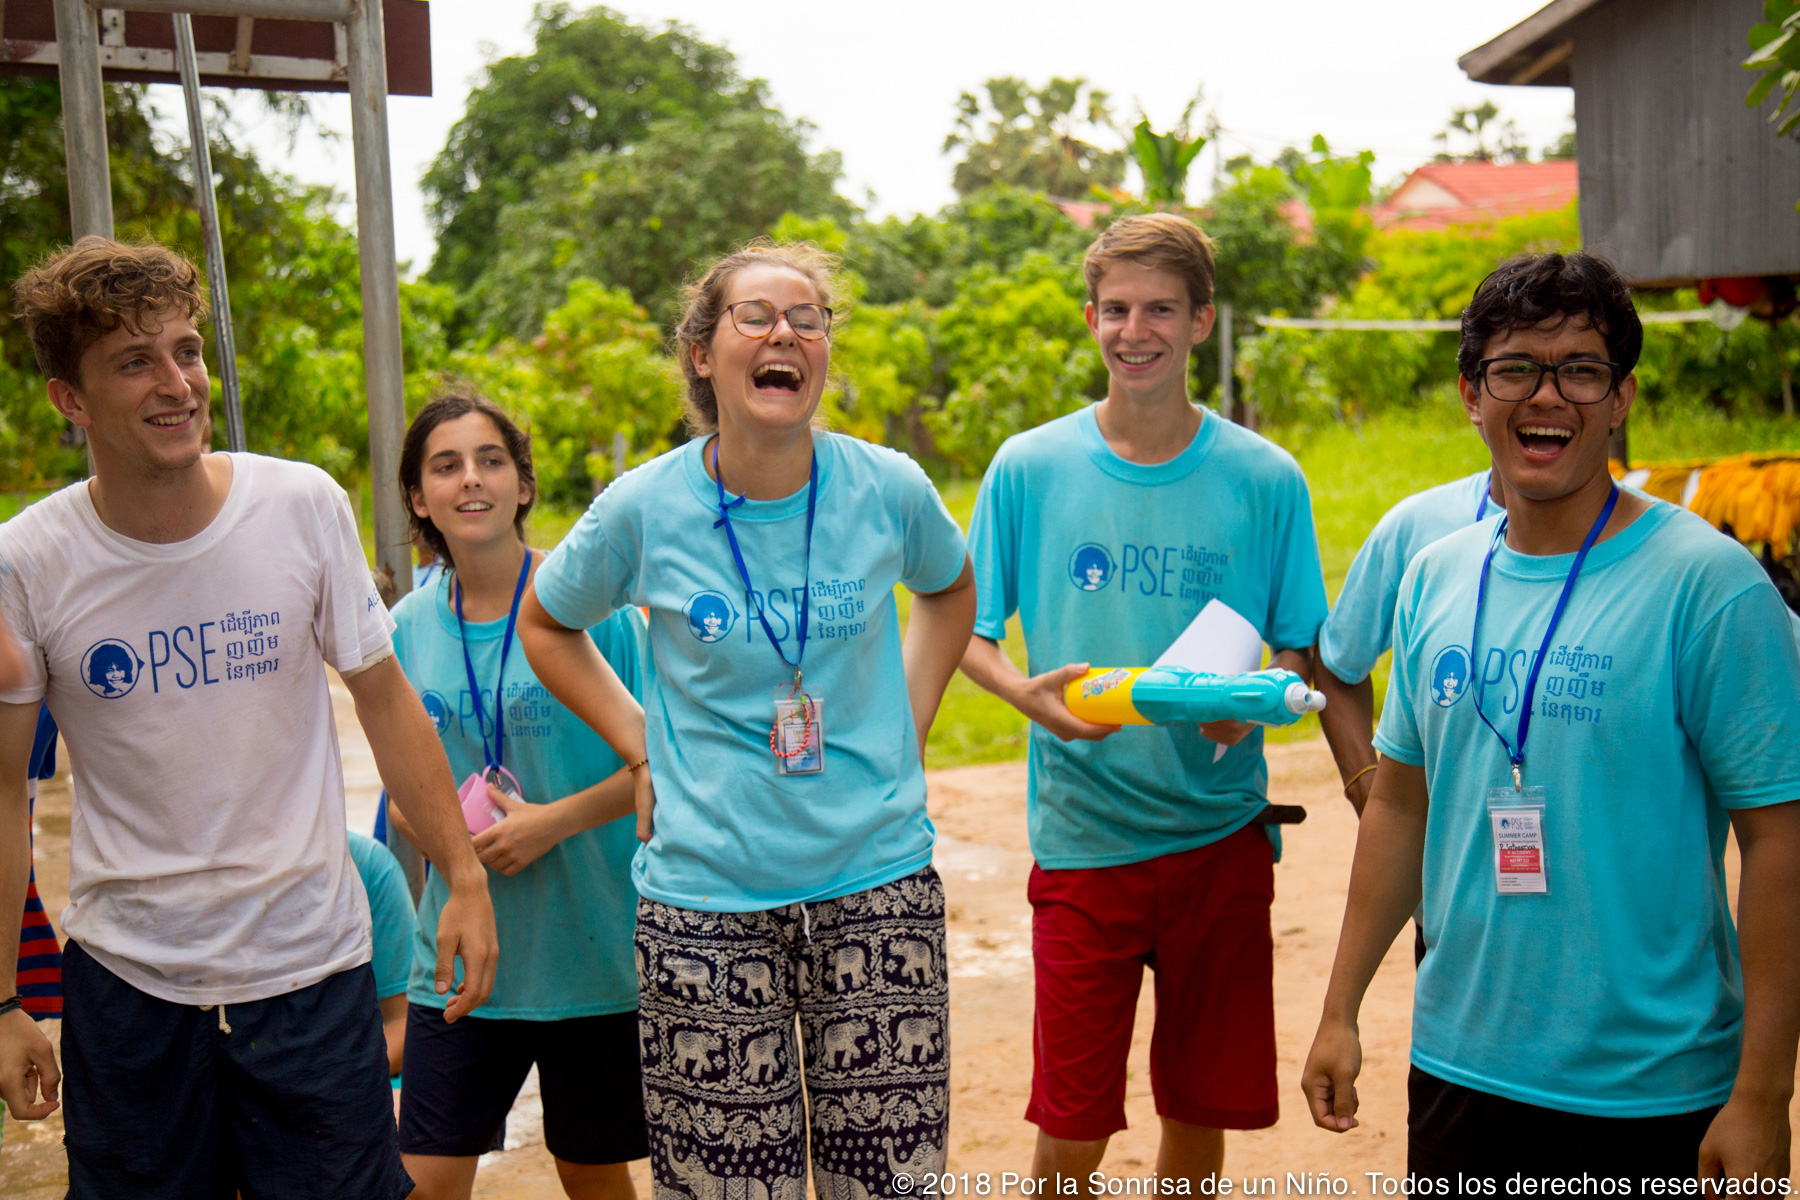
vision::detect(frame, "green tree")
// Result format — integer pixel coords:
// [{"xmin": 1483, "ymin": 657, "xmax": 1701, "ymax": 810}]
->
[
  {"xmin": 924, "ymin": 254, "xmax": 1103, "ymax": 471},
  {"xmin": 423, "ymin": 3, "xmax": 765, "ymax": 298},
  {"xmin": 1432, "ymin": 101, "xmax": 1529, "ymax": 164},
  {"xmin": 447, "ymin": 279, "xmax": 681, "ymax": 505},
  {"xmin": 944, "ymin": 77, "xmax": 1126, "ymax": 198},
  {"xmin": 846, "ymin": 184, "xmax": 1093, "ymax": 307},
  {"xmin": 466, "ymin": 109, "xmax": 851, "ymax": 337}
]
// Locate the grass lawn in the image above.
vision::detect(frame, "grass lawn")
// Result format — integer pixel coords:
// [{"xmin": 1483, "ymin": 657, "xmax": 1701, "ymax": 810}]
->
[{"xmin": 486, "ymin": 398, "xmax": 1800, "ymax": 769}]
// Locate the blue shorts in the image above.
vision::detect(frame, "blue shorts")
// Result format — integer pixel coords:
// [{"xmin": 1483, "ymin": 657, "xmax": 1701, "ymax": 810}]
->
[
  {"xmin": 398, "ymin": 1004, "xmax": 648, "ymax": 1164},
  {"xmin": 61, "ymin": 940, "xmax": 411, "ymax": 1200}
]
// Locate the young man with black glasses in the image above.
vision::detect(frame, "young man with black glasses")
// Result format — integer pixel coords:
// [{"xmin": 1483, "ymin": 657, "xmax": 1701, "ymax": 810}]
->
[{"xmin": 1302, "ymin": 252, "xmax": 1800, "ymax": 1183}]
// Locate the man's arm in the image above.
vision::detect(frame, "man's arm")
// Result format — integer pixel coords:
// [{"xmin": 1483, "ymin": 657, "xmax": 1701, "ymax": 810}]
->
[
  {"xmin": 903, "ymin": 558, "xmax": 978, "ymax": 757},
  {"xmin": 1698, "ymin": 800, "xmax": 1800, "ymax": 1181},
  {"xmin": 1313, "ymin": 653, "xmax": 1378, "ymax": 815},
  {"xmin": 342, "ymin": 656, "xmax": 496, "ymax": 1021},
  {"xmin": 378, "ymin": 993, "xmax": 407, "ymax": 1076},
  {"xmin": 1301, "ymin": 756, "xmax": 1429, "ymax": 1132},
  {"xmin": 0, "ymin": 700, "xmax": 57, "ymax": 1120},
  {"xmin": 959, "ymin": 634, "xmax": 1119, "ymax": 743},
  {"xmin": 515, "ymin": 587, "xmax": 652, "ymax": 841}
]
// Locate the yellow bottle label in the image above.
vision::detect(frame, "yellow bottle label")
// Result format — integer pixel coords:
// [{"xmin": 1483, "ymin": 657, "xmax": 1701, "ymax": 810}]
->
[{"xmin": 1064, "ymin": 667, "xmax": 1150, "ymax": 725}]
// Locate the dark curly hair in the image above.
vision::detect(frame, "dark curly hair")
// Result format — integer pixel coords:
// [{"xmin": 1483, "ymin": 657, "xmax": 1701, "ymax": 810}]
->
[
  {"xmin": 12, "ymin": 236, "xmax": 209, "ymax": 386},
  {"xmin": 1458, "ymin": 252, "xmax": 1643, "ymax": 382},
  {"xmin": 399, "ymin": 387, "xmax": 536, "ymax": 571},
  {"xmin": 672, "ymin": 239, "xmax": 838, "ymax": 434}
]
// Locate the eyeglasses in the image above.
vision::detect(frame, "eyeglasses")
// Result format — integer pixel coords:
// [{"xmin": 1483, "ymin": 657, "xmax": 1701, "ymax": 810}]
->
[
  {"xmin": 725, "ymin": 300, "xmax": 833, "ymax": 341},
  {"xmin": 1478, "ymin": 357, "xmax": 1622, "ymax": 405}
]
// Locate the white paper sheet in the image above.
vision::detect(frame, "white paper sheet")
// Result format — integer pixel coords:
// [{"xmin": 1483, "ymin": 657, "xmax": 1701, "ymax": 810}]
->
[
  {"xmin": 1152, "ymin": 599, "xmax": 1266, "ymax": 761},
  {"xmin": 1153, "ymin": 598, "xmax": 1264, "ymax": 675}
]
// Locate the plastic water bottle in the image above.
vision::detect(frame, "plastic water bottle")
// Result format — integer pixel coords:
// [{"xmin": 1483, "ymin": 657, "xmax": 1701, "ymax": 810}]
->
[{"xmin": 1064, "ymin": 665, "xmax": 1327, "ymax": 728}]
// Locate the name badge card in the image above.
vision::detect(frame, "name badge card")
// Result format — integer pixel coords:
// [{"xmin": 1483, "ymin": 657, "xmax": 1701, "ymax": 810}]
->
[
  {"xmin": 1487, "ymin": 787, "xmax": 1549, "ymax": 895},
  {"xmin": 773, "ymin": 688, "xmax": 825, "ymax": 776}
]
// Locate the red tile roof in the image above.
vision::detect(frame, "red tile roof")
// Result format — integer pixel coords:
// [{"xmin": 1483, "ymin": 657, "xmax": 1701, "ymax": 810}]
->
[{"xmin": 1373, "ymin": 160, "xmax": 1578, "ymax": 231}]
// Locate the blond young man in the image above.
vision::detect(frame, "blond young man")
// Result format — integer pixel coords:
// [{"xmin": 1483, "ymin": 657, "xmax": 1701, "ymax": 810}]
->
[{"xmin": 962, "ymin": 214, "xmax": 1328, "ymax": 1183}]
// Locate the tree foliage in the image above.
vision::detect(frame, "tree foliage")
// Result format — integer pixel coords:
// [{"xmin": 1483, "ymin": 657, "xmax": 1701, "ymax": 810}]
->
[
  {"xmin": 1745, "ymin": 0, "xmax": 1800, "ymax": 208},
  {"xmin": 924, "ymin": 254, "xmax": 1103, "ymax": 471},
  {"xmin": 1432, "ymin": 101, "xmax": 1529, "ymax": 164},
  {"xmin": 466, "ymin": 108, "xmax": 851, "ymax": 337},
  {"xmin": 846, "ymin": 184, "xmax": 1092, "ymax": 307},
  {"xmin": 944, "ymin": 77, "xmax": 1126, "ymax": 198},
  {"xmin": 0, "ymin": 78, "xmax": 456, "ymax": 488},
  {"xmin": 422, "ymin": 3, "xmax": 765, "ymax": 295},
  {"xmin": 1129, "ymin": 92, "xmax": 1210, "ymax": 206},
  {"xmin": 448, "ymin": 279, "xmax": 681, "ymax": 505}
]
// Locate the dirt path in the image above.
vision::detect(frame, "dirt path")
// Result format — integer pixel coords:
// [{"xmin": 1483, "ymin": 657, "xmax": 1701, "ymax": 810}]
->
[{"xmin": 5, "ymin": 689, "xmax": 1797, "ymax": 1197}]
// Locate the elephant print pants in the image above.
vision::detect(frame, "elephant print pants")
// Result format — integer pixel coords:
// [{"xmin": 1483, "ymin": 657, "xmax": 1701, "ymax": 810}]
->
[{"xmin": 637, "ymin": 866, "xmax": 950, "ymax": 1199}]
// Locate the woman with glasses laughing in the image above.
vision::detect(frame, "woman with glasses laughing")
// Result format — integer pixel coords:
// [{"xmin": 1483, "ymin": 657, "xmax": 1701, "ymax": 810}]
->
[{"xmin": 517, "ymin": 240, "xmax": 976, "ymax": 1200}]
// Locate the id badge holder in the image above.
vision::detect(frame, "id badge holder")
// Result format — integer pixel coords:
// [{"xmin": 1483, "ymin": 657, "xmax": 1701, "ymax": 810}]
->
[
  {"xmin": 772, "ymin": 686, "xmax": 825, "ymax": 775},
  {"xmin": 1486, "ymin": 786, "xmax": 1549, "ymax": 895}
]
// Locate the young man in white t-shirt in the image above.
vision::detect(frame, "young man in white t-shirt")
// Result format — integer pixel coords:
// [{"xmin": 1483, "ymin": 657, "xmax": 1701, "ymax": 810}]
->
[{"xmin": 0, "ymin": 237, "xmax": 498, "ymax": 1197}]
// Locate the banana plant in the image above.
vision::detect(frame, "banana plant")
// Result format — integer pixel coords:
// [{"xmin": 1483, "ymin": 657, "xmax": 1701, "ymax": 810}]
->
[{"xmin": 1128, "ymin": 93, "xmax": 1208, "ymax": 206}]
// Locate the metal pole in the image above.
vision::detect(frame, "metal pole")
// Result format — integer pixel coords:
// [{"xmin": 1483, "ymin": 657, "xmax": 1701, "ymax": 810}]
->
[
  {"xmin": 52, "ymin": 0, "xmax": 112, "ymax": 239},
  {"xmin": 343, "ymin": 0, "xmax": 409, "ymax": 608},
  {"xmin": 345, "ymin": 0, "xmax": 422, "ymax": 895},
  {"xmin": 172, "ymin": 13, "xmax": 245, "ymax": 454},
  {"xmin": 1217, "ymin": 302, "xmax": 1235, "ymax": 421}
]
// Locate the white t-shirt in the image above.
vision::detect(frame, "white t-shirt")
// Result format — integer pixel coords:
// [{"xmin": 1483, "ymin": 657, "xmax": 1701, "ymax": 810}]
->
[{"xmin": 0, "ymin": 454, "xmax": 396, "ymax": 1004}]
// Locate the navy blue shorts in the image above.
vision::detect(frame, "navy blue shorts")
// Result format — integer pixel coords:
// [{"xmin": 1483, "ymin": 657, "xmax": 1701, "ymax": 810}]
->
[
  {"xmin": 61, "ymin": 939, "xmax": 411, "ymax": 1200},
  {"xmin": 398, "ymin": 1004, "xmax": 648, "ymax": 1164}
]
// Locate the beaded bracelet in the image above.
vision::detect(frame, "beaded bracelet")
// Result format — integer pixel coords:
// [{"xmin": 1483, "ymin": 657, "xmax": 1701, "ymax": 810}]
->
[{"xmin": 627, "ymin": 758, "xmax": 649, "ymax": 773}]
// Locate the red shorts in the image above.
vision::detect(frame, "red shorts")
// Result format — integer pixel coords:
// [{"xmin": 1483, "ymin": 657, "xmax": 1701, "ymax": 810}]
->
[{"xmin": 1026, "ymin": 824, "xmax": 1277, "ymax": 1141}]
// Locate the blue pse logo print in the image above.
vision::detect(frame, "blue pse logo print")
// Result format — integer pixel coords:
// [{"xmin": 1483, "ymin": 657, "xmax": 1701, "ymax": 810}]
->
[
  {"xmin": 683, "ymin": 591, "xmax": 739, "ymax": 644},
  {"xmin": 81, "ymin": 638, "xmax": 144, "ymax": 699},
  {"xmin": 420, "ymin": 690, "xmax": 452, "ymax": 733},
  {"xmin": 1430, "ymin": 645, "xmax": 1472, "ymax": 708},
  {"xmin": 1068, "ymin": 544, "xmax": 1115, "ymax": 592}
]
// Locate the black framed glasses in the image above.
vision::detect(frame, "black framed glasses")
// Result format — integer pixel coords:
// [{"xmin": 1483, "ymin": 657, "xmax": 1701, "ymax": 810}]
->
[
  {"xmin": 725, "ymin": 300, "xmax": 833, "ymax": 341},
  {"xmin": 1478, "ymin": 357, "xmax": 1622, "ymax": 405}
]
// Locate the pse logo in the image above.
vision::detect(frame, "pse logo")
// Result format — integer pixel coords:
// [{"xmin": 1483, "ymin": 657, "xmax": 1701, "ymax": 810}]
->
[
  {"xmin": 420, "ymin": 690, "xmax": 452, "ymax": 733},
  {"xmin": 81, "ymin": 638, "xmax": 144, "ymax": 699},
  {"xmin": 1430, "ymin": 645, "xmax": 1472, "ymax": 708},
  {"xmin": 683, "ymin": 591, "xmax": 739, "ymax": 644},
  {"xmin": 1067, "ymin": 544, "xmax": 1115, "ymax": 592}
]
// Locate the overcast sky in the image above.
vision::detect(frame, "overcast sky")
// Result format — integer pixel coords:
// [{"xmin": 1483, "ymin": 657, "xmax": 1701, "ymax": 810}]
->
[{"xmin": 193, "ymin": 0, "xmax": 1574, "ymax": 276}]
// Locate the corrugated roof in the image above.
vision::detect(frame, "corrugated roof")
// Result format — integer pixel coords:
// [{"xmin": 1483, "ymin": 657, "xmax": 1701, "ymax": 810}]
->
[{"xmin": 1373, "ymin": 160, "xmax": 1578, "ymax": 230}]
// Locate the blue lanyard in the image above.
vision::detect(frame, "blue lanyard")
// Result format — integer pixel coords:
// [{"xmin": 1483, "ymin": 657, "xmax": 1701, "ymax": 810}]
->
[
  {"xmin": 713, "ymin": 440, "xmax": 817, "ymax": 686},
  {"xmin": 1471, "ymin": 485, "xmax": 1619, "ymax": 789},
  {"xmin": 1474, "ymin": 470, "xmax": 1492, "ymax": 521},
  {"xmin": 453, "ymin": 551, "xmax": 532, "ymax": 772}
]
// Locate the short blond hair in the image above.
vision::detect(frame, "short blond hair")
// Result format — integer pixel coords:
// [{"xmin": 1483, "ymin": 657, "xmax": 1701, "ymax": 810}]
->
[
  {"xmin": 1082, "ymin": 212, "xmax": 1216, "ymax": 311},
  {"xmin": 11, "ymin": 236, "xmax": 208, "ymax": 386}
]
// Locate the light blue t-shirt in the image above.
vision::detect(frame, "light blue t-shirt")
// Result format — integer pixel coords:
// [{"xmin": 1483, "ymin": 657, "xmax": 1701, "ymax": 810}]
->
[
  {"xmin": 347, "ymin": 831, "xmax": 414, "ymax": 1000},
  {"xmin": 968, "ymin": 406, "xmax": 1329, "ymax": 870},
  {"xmin": 392, "ymin": 573, "xmax": 645, "ymax": 1019},
  {"xmin": 1318, "ymin": 470, "xmax": 1495, "ymax": 685},
  {"xmin": 533, "ymin": 433, "xmax": 968, "ymax": 912},
  {"xmin": 1375, "ymin": 501, "xmax": 1800, "ymax": 1117}
]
